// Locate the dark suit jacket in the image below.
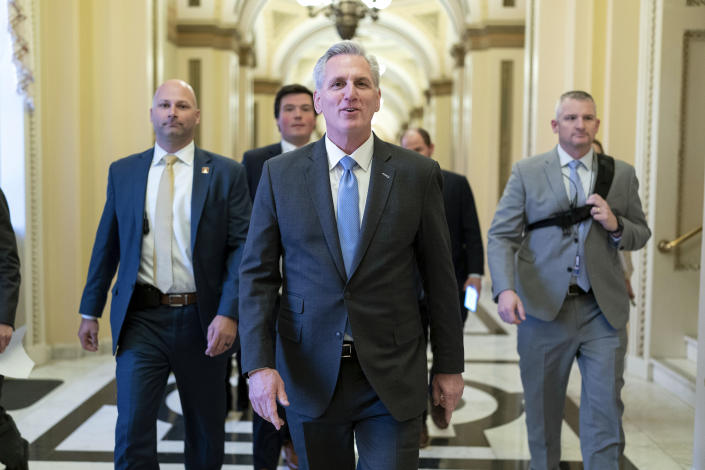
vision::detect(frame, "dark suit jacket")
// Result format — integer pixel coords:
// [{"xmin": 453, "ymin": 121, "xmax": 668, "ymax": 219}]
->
[
  {"xmin": 239, "ymin": 136, "xmax": 464, "ymax": 421},
  {"xmin": 79, "ymin": 146, "xmax": 251, "ymax": 353},
  {"xmin": 441, "ymin": 169, "xmax": 484, "ymax": 289},
  {"xmin": 242, "ymin": 143, "xmax": 282, "ymax": 201},
  {"xmin": 0, "ymin": 189, "xmax": 20, "ymax": 328}
]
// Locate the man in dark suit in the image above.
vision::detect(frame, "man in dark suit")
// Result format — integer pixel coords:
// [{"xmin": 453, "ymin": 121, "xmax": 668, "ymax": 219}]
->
[
  {"xmin": 0, "ymin": 189, "xmax": 28, "ymax": 470},
  {"xmin": 488, "ymin": 90, "xmax": 650, "ymax": 469},
  {"xmin": 239, "ymin": 41, "xmax": 465, "ymax": 470},
  {"xmin": 401, "ymin": 127, "xmax": 483, "ymax": 446},
  {"xmin": 241, "ymin": 83, "xmax": 316, "ymax": 470},
  {"xmin": 77, "ymin": 79, "xmax": 251, "ymax": 470}
]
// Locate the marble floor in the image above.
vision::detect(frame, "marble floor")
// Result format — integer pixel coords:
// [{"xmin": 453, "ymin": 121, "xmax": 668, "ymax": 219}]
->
[{"xmin": 2, "ymin": 296, "xmax": 695, "ymax": 469}]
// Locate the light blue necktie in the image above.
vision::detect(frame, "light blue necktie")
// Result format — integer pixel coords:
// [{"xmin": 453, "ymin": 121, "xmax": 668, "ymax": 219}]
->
[
  {"xmin": 568, "ymin": 160, "xmax": 590, "ymax": 291},
  {"xmin": 337, "ymin": 156, "xmax": 360, "ymax": 278}
]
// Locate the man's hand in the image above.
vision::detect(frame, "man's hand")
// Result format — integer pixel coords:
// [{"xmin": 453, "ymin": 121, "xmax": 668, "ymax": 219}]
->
[
  {"xmin": 78, "ymin": 318, "xmax": 99, "ymax": 352},
  {"xmin": 0, "ymin": 324, "xmax": 13, "ymax": 353},
  {"xmin": 249, "ymin": 367, "xmax": 289, "ymax": 430},
  {"xmin": 205, "ymin": 315, "xmax": 237, "ymax": 357},
  {"xmin": 586, "ymin": 194, "xmax": 618, "ymax": 232},
  {"xmin": 463, "ymin": 277, "xmax": 482, "ymax": 301},
  {"xmin": 431, "ymin": 373, "xmax": 464, "ymax": 427},
  {"xmin": 497, "ymin": 290, "xmax": 525, "ymax": 324}
]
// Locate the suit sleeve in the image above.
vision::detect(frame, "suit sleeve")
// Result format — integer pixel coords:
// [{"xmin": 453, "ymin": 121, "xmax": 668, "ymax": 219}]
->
[
  {"xmin": 238, "ymin": 161, "xmax": 282, "ymax": 373},
  {"xmin": 416, "ymin": 162, "xmax": 464, "ymax": 375},
  {"xmin": 0, "ymin": 189, "xmax": 20, "ymax": 327},
  {"xmin": 215, "ymin": 164, "xmax": 252, "ymax": 320},
  {"xmin": 460, "ymin": 177, "xmax": 484, "ymax": 275},
  {"xmin": 79, "ymin": 167, "xmax": 120, "ymax": 317},
  {"xmin": 487, "ymin": 163, "xmax": 526, "ymax": 300},
  {"xmin": 615, "ymin": 165, "xmax": 650, "ymax": 251}
]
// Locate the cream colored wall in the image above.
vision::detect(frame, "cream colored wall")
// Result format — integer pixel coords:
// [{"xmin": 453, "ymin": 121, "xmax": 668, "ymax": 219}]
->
[
  {"xmin": 38, "ymin": 0, "xmax": 153, "ymax": 352},
  {"xmin": 455, "ymin": 48, "xmax": 524, "ymax": 275},
  {"xmin": 430, "ymin": 94, "xmax": 452, "ymax": 171},
  {"xmin": 253, "ymin": 94, "xmax": 279, "ymax": 153}
]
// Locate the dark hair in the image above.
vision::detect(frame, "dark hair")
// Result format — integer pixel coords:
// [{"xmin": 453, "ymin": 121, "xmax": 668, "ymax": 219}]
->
[
  {"xmin": 592, "ymin": 138, "xmax": 604, "ymax": 154},
  {"xmin": 274, "ymin": 84, "xmax": 314, "ymax": 119},
  {"xmin": 402, "ymin": 127, "xmax": 433, "ymax": 147}
]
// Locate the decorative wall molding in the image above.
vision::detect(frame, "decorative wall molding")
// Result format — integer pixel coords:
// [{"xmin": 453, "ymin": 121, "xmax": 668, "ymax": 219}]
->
[
  {"xmin": 428, "ymin": 79, "xmax": 453, "ymax": 96},
  {"xmin": 170, "ymin": 23, "xmax": 242, "ymax": 51},
  {"xmin": 462, "ymin": 25, "xmax": 525, "ymax": 51},
  {"xmin": 686, "ymin": 0, "xmax": 705, "ymax": 6},
  {"xmin": 253, "ymin": 78, "xmax": 282, "ymax": 95},
  {"xmin": 675, "ymin": 29, "xmax": 705, "ymax": 271},
  {"xmin": 8, "ymin": 0, "xmax": 34, "ymax": 111}
]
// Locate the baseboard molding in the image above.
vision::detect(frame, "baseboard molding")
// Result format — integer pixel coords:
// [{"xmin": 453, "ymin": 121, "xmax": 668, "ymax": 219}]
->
[
  {"xmin": 625, "ymin": 354, "xmax": 651, "ymax": 379},
  {"xmin": 651, "ymin": 358, "xmax": 695, "ymax": 407}
]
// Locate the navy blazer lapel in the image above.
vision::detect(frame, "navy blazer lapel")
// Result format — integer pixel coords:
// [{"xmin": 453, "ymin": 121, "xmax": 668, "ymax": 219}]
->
[
  {"xmin": 305, "ymin": 139, "xmax": 347, "ymax": 281},
  {"xmin": 191, "ymin": 147, "xmax": 213, "ymax": 251},
  {"xmin": 134, "ymin": 149, "xmax": 154, "ymax": 235},
  {"xmin": 543, "ymin": 148, "xmax": 571, "ymax": 212},
  {"xmin": 349, "ymin": 136, "xmax": 394, "ymax": 276}
]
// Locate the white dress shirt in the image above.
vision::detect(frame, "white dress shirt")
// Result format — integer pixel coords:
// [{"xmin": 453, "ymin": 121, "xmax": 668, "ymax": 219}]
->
[
  {"xmin": 326, "ymin": 133, "xmax": 374, "ymax": 225},
  {"xmin": 558, "ymin": 145, "xmax": 595, "ymax": 203},
  {"xmin": 280, "ymin": 139, "xmax": 298, "ymax": 154},
  {"xmin": 137, "ymin": 142, "xmax": 196, "ymax": 293}
]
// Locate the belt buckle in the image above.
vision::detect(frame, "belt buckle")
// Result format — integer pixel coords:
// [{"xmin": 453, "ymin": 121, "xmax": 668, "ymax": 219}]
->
[
  {"xmin": 341, "ymin": 343, "xmax": 353, "ymax": 359},
  {"xmin": 167, "ymin": 294, "xmax": 185, "ymax": 307},
  {"xmin": 567, "ymin": 285, "xmax": 582, "ymax": 296}
]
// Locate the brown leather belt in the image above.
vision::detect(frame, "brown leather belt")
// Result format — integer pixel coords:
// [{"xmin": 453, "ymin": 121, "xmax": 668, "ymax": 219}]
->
[
  {"xmin": 567, "ymin": 284, "xmax": 591, "ymax": 296},
  {"xmin": 160, "ymin": 293, "xmax": 197, "ymax": 306}
]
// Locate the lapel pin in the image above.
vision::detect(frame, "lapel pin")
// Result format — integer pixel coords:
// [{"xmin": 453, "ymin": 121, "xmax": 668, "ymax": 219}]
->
[
  {"xmin": 201, "ymin": 167, "xmax": 210, "ymax": 174},
  {"xmin": 381, "ymin": 172, "xmax": 390, "ymax": 179}
]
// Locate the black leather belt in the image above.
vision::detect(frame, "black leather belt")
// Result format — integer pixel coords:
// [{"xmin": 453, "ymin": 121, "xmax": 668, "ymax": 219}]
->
[
  {"xmin": 341, "ymin": 342, "xmax": 355, "ymax": 359},
  {"xmin": 567, "ymin": 284, "xmax": 591, "ymax": 296}
]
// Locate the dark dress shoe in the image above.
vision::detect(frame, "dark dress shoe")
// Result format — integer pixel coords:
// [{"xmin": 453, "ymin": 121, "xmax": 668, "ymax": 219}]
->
[{"xmin": 419, "ymin": 422, "xmax": 430, "ymax": 448}]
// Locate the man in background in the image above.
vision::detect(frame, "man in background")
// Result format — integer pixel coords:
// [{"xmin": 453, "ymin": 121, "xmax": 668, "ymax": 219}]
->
[
  {"xmin": 401, "ymin": 127, "xmax": 483, "ymax": 447},
  {"xmin": 0, "ymin": 188, "xmax": 28, "ymax": 470},
  {"xmin": 240, "ymin": 83, "xmax": 317, "ymax": 470},
  {"xmin": 77, "ymin": 79, "xmax": 251, "ymax": 469}
]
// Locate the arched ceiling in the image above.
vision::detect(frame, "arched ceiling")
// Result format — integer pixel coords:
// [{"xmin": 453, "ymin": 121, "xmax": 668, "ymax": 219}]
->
[{"xmin": 245, "ymin": 0, "xmax": 460, "ymax": 139}]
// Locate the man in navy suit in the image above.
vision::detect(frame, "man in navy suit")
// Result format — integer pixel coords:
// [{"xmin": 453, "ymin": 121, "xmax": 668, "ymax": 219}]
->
[
  {"xmin": 401, "ymin": 127, "xmax": 484, "ymax": 445},
  {"xmin": 239, "ymin": 41, "xmax": 465, "ymax": 470},
  {"xmin": 0, "ymin": 188, "xmax": 28, "ymax": 470},
  {"xmin": 241, "ymin": 83, "xmax": 316, "ymax": 470},
  {"xmin": 77, "ymin": 79, "xmax": 251, "ymax": 470}
]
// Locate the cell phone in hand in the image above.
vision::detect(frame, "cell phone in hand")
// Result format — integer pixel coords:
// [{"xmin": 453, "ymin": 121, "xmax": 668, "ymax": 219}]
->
[{"xmin": 464, "ymin": 285, "xmax": 478, "ymax": 312}]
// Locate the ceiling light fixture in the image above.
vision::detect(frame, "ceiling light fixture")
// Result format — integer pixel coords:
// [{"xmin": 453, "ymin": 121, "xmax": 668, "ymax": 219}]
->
[{"xmin": 296, "ymin": 0, "xmax": 392, "ymax": 40}]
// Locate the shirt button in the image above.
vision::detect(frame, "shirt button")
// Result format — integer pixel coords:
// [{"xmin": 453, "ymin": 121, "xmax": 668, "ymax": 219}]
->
[{"xmin": 335, "ymin": 331, "xmax": 342, "ymax": 338}]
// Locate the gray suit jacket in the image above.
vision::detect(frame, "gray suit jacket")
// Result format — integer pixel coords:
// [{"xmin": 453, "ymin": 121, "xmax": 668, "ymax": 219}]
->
[
  {"xmin": 487, "ymin": 147, "xmax": 650, "ymax": 329},
  {"xmin": 239, "ymin": 135, "xmax": 464, "ymax": 421}
]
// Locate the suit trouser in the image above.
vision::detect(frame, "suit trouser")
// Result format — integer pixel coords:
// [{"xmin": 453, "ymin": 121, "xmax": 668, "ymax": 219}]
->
[
  {"xmin": 115, "ymin": 304, "xmax": 227, "ymax": 470},
  {"xmin": 285, "ymin": 352, "xmax": 422, "ymax": 470},
  {"xmin": 517, "ymin": 292, "xmax": 627, "ymax": 470},
  {"xmin": 0, "ymin": 376, "xmax": 28, "ymax": 470}
]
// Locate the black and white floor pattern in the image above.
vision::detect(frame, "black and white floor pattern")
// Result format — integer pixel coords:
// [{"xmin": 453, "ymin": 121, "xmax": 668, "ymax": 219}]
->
[{"xmin": 3, "ymin": 297, "xmax": 695, "ymax": 469}]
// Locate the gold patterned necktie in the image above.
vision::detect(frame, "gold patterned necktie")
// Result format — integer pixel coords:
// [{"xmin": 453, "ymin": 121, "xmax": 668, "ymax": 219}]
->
[{"xmin": 154, "ymin": 155, "xmax": 177, "ymax": 293}]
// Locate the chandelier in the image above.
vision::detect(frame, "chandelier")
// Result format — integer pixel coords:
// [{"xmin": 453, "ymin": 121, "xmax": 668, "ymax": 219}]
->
[{"xmin": 296, "ymin": 0, "xmax": 392, "ymax": 40}]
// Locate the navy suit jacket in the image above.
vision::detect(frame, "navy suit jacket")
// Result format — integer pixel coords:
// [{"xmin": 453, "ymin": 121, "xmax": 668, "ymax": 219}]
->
[
  {"xmin": 79, "ymin": 146, "xmax": 251, "ymax": 354},
  {"xmin": 242, "ymin": 143, "xmax": 282, "ymax": 201},
  {"xmin": 441, "ymin": 169, "xmax": 484, "ymax": 289},
  {"xmin": 0, "ymin": 189, "xmax": 20, "ymax": 328},
  {"xmin": 239, "ymin": 136, "xmax": 464, "ymax": 421}
]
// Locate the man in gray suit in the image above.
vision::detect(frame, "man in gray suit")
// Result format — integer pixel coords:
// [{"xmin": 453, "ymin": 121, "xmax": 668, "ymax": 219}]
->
[
  {"xmin": 239, "ymin": 41, "xmax": 465, "ymax": 470},
  {"xmin": 487, "ymin": 90, "xmax": 650, "ymax": 469}
]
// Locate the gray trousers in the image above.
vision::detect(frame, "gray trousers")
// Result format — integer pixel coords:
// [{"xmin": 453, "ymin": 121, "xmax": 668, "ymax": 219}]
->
[{"xmin": 517, "ymin": 292, "xmax": 627, "ymax": 470}]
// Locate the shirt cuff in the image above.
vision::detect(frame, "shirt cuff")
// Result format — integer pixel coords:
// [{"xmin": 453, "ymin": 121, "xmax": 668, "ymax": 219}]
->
[
  {"xmin": 81, "ymin": 314, "xmax": 99, "ymax": 320},
  {"xmin": 467, "ymin": 274, "xmax": 482, "ymax": 279}
]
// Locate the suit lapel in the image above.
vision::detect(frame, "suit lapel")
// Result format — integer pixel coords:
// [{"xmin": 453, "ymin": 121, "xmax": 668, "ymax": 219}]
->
[
  {"xmin": 304, "ymin": 139, "xmax": 347, "ymax": 281},
  {"xmin": 134, "ymin": 149, "xmax": 154, "ymax": 234},
  {"xmin": 348, "ymin": 136, "xmax": 394, "ymax": 277},
  {"xmin": 191, "ymin": 147, "xmax": 213, "ymax": 251},
  {"xmin": 543, "ymin": 148, "xmax": 571, "ymax": 212}
]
